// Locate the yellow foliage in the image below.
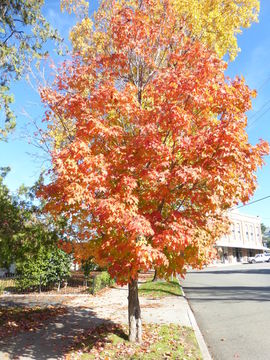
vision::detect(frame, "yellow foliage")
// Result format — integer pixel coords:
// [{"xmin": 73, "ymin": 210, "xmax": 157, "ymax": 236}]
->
[
  {"xmin": 60, "ymin": 0, "xmax": 89, "ymax": 17},
  {"xmin": 62, "ymin": 0, "xmax": 259, "ymax": 60},
  {"xmin": 172, "ymin": 0, "xmax": 259, "ymax": 59}
]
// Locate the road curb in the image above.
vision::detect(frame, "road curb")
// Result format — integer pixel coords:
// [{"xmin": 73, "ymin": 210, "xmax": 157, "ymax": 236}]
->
[{"xmin": 181, "ymin": 286, "xmax": 212, "ymax": 360}]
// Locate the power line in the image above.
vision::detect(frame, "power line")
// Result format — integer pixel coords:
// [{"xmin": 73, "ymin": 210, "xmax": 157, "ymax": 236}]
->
[
  {"xmin": 248, "ymin": 98, "xmax": 270, "ymax": 120},
  {"xmin": 247, "ymin": 105, "xmax": 270, "ymax": 129},
  {"xmin": 257, "ymin": 75, "xmax": 270, "ymax": 92},
  {"xmin": 235, "ymin": 195, "xmax": 270, "ymax": 209},
  {"xmin": 245, "ymin": 74, "xmax": 270, "ymax": 129}
]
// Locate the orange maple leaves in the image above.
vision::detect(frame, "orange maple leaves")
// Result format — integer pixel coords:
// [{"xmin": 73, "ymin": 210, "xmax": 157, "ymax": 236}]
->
[{"xmin": 39, "ymin": 0, "xmax": 269, "ymax": 283}]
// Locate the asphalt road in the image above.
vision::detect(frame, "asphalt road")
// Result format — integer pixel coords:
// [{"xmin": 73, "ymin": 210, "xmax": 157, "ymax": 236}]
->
[{"xmin": 182, "ymin": 263, "xmax": 270, "ymax": 360}]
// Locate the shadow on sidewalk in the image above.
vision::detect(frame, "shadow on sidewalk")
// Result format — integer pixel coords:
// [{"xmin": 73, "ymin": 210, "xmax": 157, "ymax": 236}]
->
[{"xmin": 0, "ymin": 306, "xmax": 122, "ymax": 360}]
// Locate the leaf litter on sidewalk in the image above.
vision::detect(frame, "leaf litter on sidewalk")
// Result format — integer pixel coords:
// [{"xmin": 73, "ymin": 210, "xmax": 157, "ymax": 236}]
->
[{"xmin": 0, "ymin": 305, "xmax": 67, "ymax": 339}]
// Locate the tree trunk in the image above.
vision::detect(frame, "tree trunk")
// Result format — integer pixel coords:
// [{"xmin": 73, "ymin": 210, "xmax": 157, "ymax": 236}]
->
[
  {"xmin": 152, "ymin": 269, "xmax": 158, "ymax": 282},
  {"xmin": 128, "ymin": 279, "xmax": 142, "ymax": 343},
  {"xmin": 152, "ymin": 269, "xmax": 164, "ymax": 282}
]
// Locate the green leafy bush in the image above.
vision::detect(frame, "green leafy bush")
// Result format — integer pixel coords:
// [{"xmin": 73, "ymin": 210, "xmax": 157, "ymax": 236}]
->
[
  {"xmin": 81, "ymin": 257, "xmax": 99, "ymax": 278},
  {"xmin": 46, "ymin": 248, "xmax": 72, "ymax": 288},
  {"xmin": 15, "ymin": 256, "xmax": 48, "ymax": 291},
  {"xmin": 15, "ymin": 248, "xmax": 72, "ymax": 291},
  {"xmin": 92, "ymin": 271, "xmax": 115, "ymax": 294}
]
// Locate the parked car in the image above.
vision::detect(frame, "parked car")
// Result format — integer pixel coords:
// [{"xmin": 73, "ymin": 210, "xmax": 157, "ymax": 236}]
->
[
  {"xmin": 248, "ymin": 253, "xmax": 270, "ymax": 264},
  {"xmin": 265, "ymin": 253, "xmax": 270, "ymax": 262}
]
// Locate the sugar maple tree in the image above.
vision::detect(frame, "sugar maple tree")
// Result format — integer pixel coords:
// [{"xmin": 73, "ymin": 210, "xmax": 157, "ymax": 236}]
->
[
  {"xmin": 39, "ymin": 0, "xmax": 268, "ymax": 342},
  {"xmin": 66, "ymin": 0, "xmax": 259, "ymax": 60},
  {"xmin": 49, "ymin": 0, "xmax": 260, "ymax": 146}
]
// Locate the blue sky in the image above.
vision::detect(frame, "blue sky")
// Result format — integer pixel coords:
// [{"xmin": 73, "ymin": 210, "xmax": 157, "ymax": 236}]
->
[
  {"xmin": 0, "ymin": 0, "xmax": 270, "ymax": 226},
  {"xmin": 225, "ymin": 0, "xmax": 270, "ymax": 226}
]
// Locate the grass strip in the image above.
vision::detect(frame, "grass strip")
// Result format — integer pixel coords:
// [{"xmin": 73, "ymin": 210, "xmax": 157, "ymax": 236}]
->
[
  {"xmin": 139, "ymin": 279, "xmax": 182, "ymax": 298},
  {"xmin": 65, "ymin": 323, "xmax": 202, "ymax": 360}
]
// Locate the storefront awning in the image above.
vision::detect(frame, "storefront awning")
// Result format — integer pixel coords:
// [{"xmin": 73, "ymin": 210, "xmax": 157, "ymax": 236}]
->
[{"xmin": 215, "ymin": 243, "xmax": 269, "ymax": 251}]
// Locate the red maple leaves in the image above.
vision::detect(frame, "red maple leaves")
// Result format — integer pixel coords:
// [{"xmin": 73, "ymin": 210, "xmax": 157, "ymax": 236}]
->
[{"xmin": 39, "ymin": 0, "xmax": 269, "ymax": 283}]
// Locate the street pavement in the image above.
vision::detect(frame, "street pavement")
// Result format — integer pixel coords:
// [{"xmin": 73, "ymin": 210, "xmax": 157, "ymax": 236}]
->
[{"xmin": 181, "ymin": 262, "xmax": 270, "ymax": 360}]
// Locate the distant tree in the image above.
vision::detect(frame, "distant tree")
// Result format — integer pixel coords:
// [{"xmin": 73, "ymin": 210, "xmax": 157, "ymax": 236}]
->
[
  {"xmin": 15, "ymin": 248, "xmax": 49, "ymax": 290},
  {"xmin": 261, "ymin": 223, "xmax": 267, "ymax": 234},
  {"xmin": 81, "ymin": 258, "xmax": 96, "ymax": 276},
  {"xmin": 0, "ymin": 168, "xmax": 22, "ymax": 269},
  {"xmin": 0, "ymin": 172, "xmax": 66, "ymax": 270},
  {"xmin": 16, "ymin": 247, "xmax": 72, "ymax": 291},
  {"xmin": 46, "ymin": 247, "xmax": 72, "ymax": 290},
  {"xmin": 261, "ymin": 223, "xmax": 270, "ymax": 249},
  {"xmin": 0, "ymin": 0, "xmax": 61, "ymax": 138}
]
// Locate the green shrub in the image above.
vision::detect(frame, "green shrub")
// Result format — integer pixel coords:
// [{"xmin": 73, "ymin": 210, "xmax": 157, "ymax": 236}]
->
[
  {"xmin": 15, "ymin": 256, "xmax": 48, "ymax": 291},
  {"xmin": 92, "ymin": 271, "xmax": 115, "ymax": 294},
  {"xmin": 15, "ymin": 248, "xmax": 72, "ymax": 292},
  {"xmin": 81, "ymin": 257, "xmax": 99, "ymax": 278}
]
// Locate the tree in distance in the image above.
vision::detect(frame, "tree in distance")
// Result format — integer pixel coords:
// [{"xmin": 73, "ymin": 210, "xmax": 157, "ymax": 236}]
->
[{"xmin": 0, "ymin": 170, "xmax": 68, "ymax": 278}]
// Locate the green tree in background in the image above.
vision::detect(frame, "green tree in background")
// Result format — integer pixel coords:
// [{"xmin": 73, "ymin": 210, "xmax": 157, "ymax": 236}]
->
[
  {"xmin": 81, "ymin": 257, "xmax": 98, "ymax": 278},
  {"xmin": 45, "ymin": 247, "xmax": 72, "ymax": 289},
  {"xmin": 0, "ymin": 169, "xmax": 67, "ymax": 272},
  {"xmin": 16, "ymin": 247, "xmax": 72, "ymax": 291},
  {"xmin": 0, "ymin": 0, "xmax": 61, "ymax": 138},
  {"xmin": 0, "ymin": 167, "xmax": 22, "ymax": 269},
  {"xmin": 261, "ymin": 223, "xmax": 270, "ymax": 249},
  {"xmin": 0, "ymin": 169, "xmax": 72, "ymax": 291},
  {"xmin": 261, "ymin": 223, "xmax": 266, "ymax": 234}
]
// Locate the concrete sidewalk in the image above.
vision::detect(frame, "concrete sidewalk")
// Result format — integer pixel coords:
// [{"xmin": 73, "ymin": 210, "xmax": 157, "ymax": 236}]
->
[
  {"xmin": 207, "ymin": 261, "xmax": 245, "ymax": 268},
  {"xmin": 0, "ymin": 285, "xmax": 210, "ymax": 359}
]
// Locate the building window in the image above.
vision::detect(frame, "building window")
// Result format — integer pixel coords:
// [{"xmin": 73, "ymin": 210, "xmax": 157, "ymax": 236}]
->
[
  {"xmin": 250, "ymin": 225, "xmax": 254, "ymax": 241},
  {"xmin": 231, "ymin": 223, "xmax": 236, "ymax": 240},
  {"xmin": 245, "ymin": 224, "xmax": 249, "ymax": 241},
  {"xmin": 236, "ymin": 223, "xmax": 241, "ymax": 241}
]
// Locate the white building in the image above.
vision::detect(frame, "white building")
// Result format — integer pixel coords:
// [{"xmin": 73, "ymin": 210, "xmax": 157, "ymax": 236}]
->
[
  {"xmin": 0, "ymin": 263, "xmax": 15, "ymax": 277},
  {"xmin": 215, "ymin": 210, "xmax": 268, "ymax": 263}
]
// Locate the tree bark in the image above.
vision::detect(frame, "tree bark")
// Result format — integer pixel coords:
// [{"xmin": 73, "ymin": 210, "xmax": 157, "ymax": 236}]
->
[
  {"xmin": 128, "ymin": 278, "xmax": 142, "ymax": 343},
  {"xmin": 152, "ymin": 269, "xmax": 158, "ymax": 282},
  {"xmin": 152, "ymin": 269, "xmax": 163, "ymax": 282}
]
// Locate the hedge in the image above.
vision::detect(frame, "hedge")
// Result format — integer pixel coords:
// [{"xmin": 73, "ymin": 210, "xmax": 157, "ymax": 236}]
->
[{"xmin": 91, "ymin": 271, "xmax": 115, "ymax": 294}]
